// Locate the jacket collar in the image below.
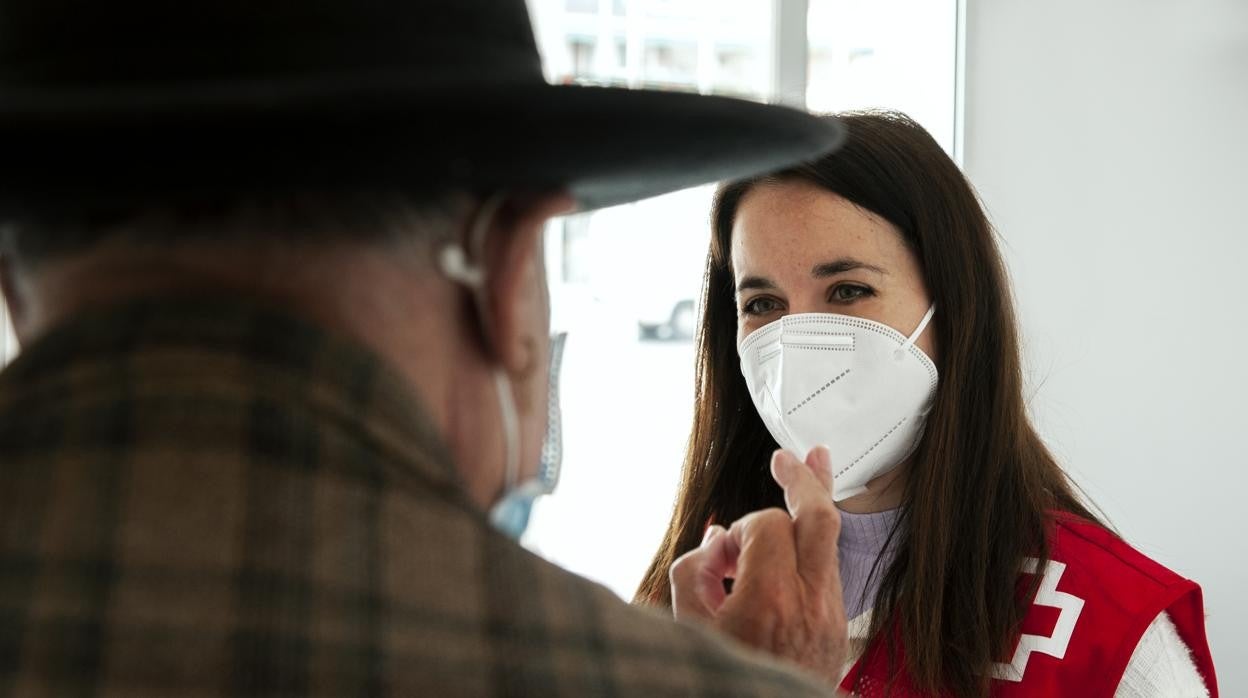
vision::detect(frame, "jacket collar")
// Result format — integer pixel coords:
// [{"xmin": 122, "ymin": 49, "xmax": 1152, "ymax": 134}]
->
[{"xmin": 0, "ymin": 294, "xmax": 469, "ymax": 504}]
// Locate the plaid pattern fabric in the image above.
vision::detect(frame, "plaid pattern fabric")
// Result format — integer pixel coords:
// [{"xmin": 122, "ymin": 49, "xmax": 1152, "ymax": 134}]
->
[{"xmin": 0, "ymin": 298, "xmax": 830, "ymax": 697}]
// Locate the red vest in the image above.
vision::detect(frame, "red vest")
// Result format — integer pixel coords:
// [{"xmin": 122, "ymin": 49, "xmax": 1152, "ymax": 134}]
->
[{"xmin": 840, "ymin": 515, "xmax": 1218, "ymax": 697}]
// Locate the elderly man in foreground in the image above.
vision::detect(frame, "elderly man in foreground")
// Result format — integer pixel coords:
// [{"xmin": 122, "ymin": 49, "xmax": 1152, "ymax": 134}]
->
[{"xmin": 0, "ymin": 0, "xmax": 850, "ymax": 694}]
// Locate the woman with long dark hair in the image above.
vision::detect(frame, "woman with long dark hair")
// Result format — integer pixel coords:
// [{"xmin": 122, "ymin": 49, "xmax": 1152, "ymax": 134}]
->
[{"xmin": 637, "ymin": 112, "xmax": 1218, "ymax": 697}]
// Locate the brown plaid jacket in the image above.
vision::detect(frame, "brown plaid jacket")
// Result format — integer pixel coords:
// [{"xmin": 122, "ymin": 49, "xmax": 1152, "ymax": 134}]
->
[{"xmin": 0, "ymin": 298, "xmax": 831, "ymax": 697}]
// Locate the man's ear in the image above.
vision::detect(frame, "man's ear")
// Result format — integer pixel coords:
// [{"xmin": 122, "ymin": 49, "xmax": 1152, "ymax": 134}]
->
[{"xmin": 482, "ymin": 193, "xmax": 575, "ymax": 378}]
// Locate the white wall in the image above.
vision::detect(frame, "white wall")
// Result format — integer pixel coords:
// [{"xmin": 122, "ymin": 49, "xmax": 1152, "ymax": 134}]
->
[{"xmin": 964, "ymin": 0, "xmax": 1248, "ymax": 692}]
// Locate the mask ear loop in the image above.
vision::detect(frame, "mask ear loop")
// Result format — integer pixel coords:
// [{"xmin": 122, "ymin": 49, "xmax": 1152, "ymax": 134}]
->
[
  {"xmin": 491, "ymin": 370, "xmax": 521, "ymax": 494},
  {"xmin": 437, "ymin": 192, "xmax": 521, "ymax": 497},
  {"xmin": 895, "ymin": 304, "xmax": 937, "ymax": 360},
  {"xmin": 538, "ymin": 331, "xmax": 569, "ymax": 493}
]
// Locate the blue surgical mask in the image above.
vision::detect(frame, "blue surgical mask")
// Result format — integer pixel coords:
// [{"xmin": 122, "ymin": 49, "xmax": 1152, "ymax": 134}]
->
[{"xmin": 489, "ymin": 331, "xmax": 567, "ymax": 540}]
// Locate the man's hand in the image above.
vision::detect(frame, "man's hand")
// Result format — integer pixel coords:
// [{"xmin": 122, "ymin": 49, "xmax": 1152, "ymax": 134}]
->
[{"xmin": 670, "ymin": 446, "xmax": 848, "ymax": 687}]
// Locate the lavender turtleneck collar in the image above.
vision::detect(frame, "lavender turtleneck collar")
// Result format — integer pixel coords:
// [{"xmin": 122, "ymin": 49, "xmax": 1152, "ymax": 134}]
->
[{"xmin": 837, "ymin": 507, "xmax": 902, "ymax": 620}]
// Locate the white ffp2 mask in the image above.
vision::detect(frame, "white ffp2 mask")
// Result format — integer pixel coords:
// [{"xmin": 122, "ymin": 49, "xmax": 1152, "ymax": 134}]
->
[{"xmin": 738, "ymin": 306, "xmax": 938, "ymax": 501}]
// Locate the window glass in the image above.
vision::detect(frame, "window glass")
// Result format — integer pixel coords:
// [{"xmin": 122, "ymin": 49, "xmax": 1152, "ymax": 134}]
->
[
  {"xmin": 528, "ymin": 0, "xmax": 773, "ymax": 97},
  {"xmin": 524, "ymin": 0, "xmax": 775, "ymax": 599},
  {"xmin": 566, "ymin": 0, "xmax": 598, "ymax": 14},
  {"xmin": 807, "ymin": 0, "xmax": 958, "ymax": 154}
]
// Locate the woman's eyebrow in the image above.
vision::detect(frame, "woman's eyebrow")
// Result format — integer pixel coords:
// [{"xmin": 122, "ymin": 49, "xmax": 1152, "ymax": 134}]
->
[
  {"xmin": 737, "ymin": 275, "xmax": 776, "ymax": 293},
  {"xmin": 811, "ymin": 258, "xmax": 887, "ymax": 278}
]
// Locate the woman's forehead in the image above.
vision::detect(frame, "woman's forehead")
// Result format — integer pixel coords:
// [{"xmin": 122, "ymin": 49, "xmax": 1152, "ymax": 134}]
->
[{"xmin": 730, "ymin": 181, "xmax": 905, "ymax": 278}]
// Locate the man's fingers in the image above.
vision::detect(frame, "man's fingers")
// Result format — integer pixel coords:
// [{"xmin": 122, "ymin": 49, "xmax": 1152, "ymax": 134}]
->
[
  {"xmin": 721, "ymin": 505, "xmax": 848, "ymax": 686},
  {"xmin": 704, "ymin": 452, "xmax": 848, "ymax": 687},
  {"xmin": 722, "ymin": 507, "xmax": 798, "ymax": 614},
  {"xmin": 770, "ymin": 449, "xmax": 835, "ymax": 521},
  {"xmin": 726, "ymin": 508, "xmax": 797, "ymax": 571},
  {"xmin": 802, "ymin": 446, "xmax": 845, "ymax": 602},
  {"xmin": 770, "ymin": 449, "xmax": 841, "ymax": 589},
  {"xmin": 805, "ymin": 445, "xmax": 834, "ymax": 495},
  {"xmin": 670, "ymin": 525, "xmax": 739, "ymax": 622}
]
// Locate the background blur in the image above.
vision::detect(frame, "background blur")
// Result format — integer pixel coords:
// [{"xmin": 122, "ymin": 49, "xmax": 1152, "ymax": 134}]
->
[{"xmin": 1, "ymin": 0, "xmax": 1242, "ymax": 691}]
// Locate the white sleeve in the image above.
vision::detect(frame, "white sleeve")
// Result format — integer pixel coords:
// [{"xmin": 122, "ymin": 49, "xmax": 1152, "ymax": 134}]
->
[{"xmin": 1114, "ymin": 611, "xmax": 1209, "ymax": 698}]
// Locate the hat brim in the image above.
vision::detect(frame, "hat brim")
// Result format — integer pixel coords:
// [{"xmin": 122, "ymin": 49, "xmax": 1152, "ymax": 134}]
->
[{"xmin": 0, "ymin": 79, "xmax": 844, "ymax": 213}]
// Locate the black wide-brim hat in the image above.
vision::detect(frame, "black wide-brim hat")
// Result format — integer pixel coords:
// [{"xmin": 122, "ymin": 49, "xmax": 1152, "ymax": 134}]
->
[{"xmin": 0, "ymin": 0, "xmax": 845, "ymax": 214}]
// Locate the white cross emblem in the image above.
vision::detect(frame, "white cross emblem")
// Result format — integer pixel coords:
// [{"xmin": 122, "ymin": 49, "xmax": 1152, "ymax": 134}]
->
[{"xmin": 992, "ymin": 558, "xmax": 1086, "ymax": 682}]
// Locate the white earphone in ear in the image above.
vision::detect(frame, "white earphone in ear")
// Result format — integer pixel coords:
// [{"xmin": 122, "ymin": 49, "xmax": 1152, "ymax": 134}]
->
[
  {"xmin": 438, "ymin": 192, "xmax": 505, "ymax": 290},
  {"xmin": 438, "ymin": 244, "xmax": 485, "ymax": 288}
]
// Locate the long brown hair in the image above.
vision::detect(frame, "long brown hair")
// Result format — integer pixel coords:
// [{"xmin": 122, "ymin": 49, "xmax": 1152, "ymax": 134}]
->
[{"xmin": 635, "ymin": 111, "xmax": 1101, "ymax": 697}]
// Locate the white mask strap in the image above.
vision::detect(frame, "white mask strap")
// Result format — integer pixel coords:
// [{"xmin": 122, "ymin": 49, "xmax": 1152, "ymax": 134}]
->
[
  {"xmin": 900, "ymin": 304, "xmax": 937, "ymax": 352},
  {"xmin": 492, "ymin": 368, "xmax": 521, "ymax": 492}
]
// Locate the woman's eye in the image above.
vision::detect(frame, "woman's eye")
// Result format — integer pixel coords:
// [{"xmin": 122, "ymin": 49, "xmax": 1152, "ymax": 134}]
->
[
  {"xmin": 830, "ymin": 284, "xmax": 873, "ymax": 303},
  {"xmin": 742, "ymin": 296, "xmax": 782, "ymax": 316}
]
